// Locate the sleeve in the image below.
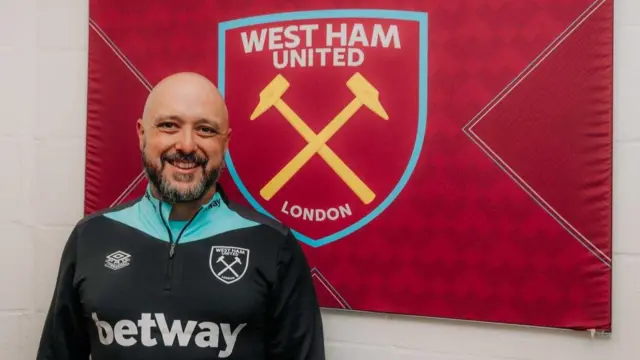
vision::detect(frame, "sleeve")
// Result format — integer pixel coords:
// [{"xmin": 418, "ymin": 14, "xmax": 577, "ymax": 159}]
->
[
  {"xmin": 36, "ymin": 226, "xmax": 91, "ymax": 360},
  {"xmin": 266, "ymin": 230, "xmax": 326, "ymax": 360}
]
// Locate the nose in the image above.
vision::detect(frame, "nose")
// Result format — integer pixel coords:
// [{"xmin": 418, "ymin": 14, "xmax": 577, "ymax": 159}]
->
[{"xmin": 174, "ymin": 129, "xmax": 196, "ymax": 153}]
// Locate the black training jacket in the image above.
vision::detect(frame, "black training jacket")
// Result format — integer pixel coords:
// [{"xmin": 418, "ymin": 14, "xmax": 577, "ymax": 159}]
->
[{"xmin": 36, "ymin": 184, "xmax": 325, "ymax": 360}]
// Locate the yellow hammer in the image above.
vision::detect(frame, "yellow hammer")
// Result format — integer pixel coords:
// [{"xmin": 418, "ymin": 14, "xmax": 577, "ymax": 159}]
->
[
  {"xmin": 259, "ymin": 72, "xmax": 389, "ymax": 201},
  {"xmin": 274, "ymin": 100, "xmax": 376, "ymax": 204}
]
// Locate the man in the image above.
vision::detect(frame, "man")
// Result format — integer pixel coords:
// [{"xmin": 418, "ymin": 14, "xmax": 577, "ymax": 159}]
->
[{"xmin": 36, "ymin": 72, "xmax": 326, "ymax": 359}]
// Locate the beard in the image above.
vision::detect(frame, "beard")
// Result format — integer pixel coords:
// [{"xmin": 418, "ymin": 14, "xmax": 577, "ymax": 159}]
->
[{"xmin": 142, "ymin": 145, "xmax": 222, "ymax": 203}]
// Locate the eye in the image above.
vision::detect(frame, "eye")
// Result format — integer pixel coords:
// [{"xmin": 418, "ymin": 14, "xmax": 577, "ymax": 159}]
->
[
  {"xmin": 198, "ymin": 126, "xmax": 219, "ymax": 135},
  {"xmin": 157, "ymin": 122, "xmax": 178, "ymax": 129}
]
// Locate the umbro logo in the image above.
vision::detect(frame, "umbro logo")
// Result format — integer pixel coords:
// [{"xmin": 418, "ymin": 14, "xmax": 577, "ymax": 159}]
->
[{"xmin": 104, "ymin": 251, "xmax": 131, "ymax": 271}]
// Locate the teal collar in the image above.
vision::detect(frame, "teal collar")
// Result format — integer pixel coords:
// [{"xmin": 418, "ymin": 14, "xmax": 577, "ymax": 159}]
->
[
  {"xmin": 139, "ymin": 184, "xmax": 226, "ymax": 252},
  {"xmin": 141, "ymin": 184, "xmax": 224, "ymax": 225},
  {"xmin": 103, "ymin": 183, "xmax": 261, "ymax": 246}
]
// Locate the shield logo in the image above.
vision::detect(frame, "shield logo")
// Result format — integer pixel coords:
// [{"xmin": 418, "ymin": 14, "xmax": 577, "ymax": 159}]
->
[
  {"xmin": 209, "ymin": 246, "xmax": 250, "ymax": 284},
  {"xmin": 218, "ymin": 10, "xmax": 428, "ymax": 247}
]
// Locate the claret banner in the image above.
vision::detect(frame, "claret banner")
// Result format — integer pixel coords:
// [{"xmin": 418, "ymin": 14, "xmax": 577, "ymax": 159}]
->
[{"xmin": 86, "ymin": 0, "xmax": 613, "ymax": 332}]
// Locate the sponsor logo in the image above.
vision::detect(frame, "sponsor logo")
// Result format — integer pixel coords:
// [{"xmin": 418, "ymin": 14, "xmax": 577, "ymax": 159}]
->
[
  {"xmin": 218, "ymin": 9, "xmax": 428, "ymax": 247},
  {"xmin": 92, "ymin": 312, "xmax": 245, "ymax": 358},
  {"xmin": 205, "ymin": 198, "xmax": 221, "ymax": 210},
  {"xmin": 104, "ymin": 251, "xmax": 131, "ymax": 271},
  {"xmin": 209, "ymin": 246, "xmax": 250, "ymax": 284}
]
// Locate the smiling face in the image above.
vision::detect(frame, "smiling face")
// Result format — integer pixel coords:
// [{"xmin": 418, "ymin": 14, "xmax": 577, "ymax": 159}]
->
[{"xmin": 137, "ymin": 73, "xmax": 231, "ymax": 203}]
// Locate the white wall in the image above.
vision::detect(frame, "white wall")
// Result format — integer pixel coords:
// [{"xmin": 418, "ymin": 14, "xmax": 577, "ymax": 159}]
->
[{"xmin": 0, "ymin": 0, "xmax": 638, "ymax": 359}]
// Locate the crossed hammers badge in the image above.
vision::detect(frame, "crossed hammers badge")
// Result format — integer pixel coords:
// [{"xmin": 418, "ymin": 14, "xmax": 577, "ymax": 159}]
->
[
  {"xmin": 250, "ymin": 72, "xmax": 389, "ymax": 205},
  {"xmin": 209, "ymin": 246, "xmax": 250, "ymax": 285}
]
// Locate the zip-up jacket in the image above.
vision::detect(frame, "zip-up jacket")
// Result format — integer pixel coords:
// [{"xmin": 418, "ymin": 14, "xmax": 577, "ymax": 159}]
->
[{"xmin": 36, "ymin": 184, "xmax": 325, "ymax": 360}]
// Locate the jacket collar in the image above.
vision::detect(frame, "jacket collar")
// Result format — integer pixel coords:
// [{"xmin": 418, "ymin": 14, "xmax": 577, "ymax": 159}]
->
[{"xmin": 141, "ymin": 183, "xmax": 226, "ymax": 224}]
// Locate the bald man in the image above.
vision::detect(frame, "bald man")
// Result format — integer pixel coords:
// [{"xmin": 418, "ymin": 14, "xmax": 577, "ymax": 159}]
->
[{"xmin": 36, "ymin": 72, "xmax": 326, "ymax": 360}]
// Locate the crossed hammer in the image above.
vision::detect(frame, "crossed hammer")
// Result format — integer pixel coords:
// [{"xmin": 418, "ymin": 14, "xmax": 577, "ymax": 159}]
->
[
  {"xmin": 216, "ymin": 255, "xmax": 241, "ymax": 277},
  {"xmin": 250, "ymin": 72, "xmax": 389, "ymax": 205}
]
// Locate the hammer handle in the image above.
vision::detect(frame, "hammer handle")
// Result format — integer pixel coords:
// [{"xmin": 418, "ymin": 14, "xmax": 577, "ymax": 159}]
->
[
  {"xmin": 260, "ymin": 99, "xmax": 362, "ymax": 201},
  {"xmin": 274, "ymin": 100, "xmax": 375, "ymax": 204}
]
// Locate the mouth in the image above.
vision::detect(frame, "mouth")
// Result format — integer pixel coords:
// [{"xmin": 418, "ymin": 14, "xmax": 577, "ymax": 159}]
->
[
  {"xmin": 166, "ymin": 159, "xmax": 200, "ymax": 171},
  {"xmin": 160, "ymin": 151, "xmax": 208, "ymax": 176}
]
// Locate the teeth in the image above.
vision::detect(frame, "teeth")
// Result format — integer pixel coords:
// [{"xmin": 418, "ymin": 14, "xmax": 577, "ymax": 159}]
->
[{"xmin": 173, "ymin": 161, "xmax": 196, "ymax": 169}]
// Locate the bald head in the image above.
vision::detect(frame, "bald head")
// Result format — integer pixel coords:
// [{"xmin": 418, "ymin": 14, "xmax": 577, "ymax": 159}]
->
[
  {"xmin": 137, "ymin": 72, "xmax": 231, "ymax": 207},
  {"xmin": 141, "ymin": 72, "xmax": 229, "ymax": 131}
]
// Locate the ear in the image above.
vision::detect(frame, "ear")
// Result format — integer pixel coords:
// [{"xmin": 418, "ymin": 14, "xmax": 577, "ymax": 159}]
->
[
  {"xmin": 224, "ymin": 128, "xmax": 232, "ymax": 151},
  {"xmin": 136, "ymin": 118, "xmax": 145, "ymax": 150}
]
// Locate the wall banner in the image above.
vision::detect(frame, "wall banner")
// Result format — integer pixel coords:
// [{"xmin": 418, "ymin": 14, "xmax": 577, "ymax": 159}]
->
[{"xmin": 86, "ymin": 0, "xmax": 613, "ymax": 332}]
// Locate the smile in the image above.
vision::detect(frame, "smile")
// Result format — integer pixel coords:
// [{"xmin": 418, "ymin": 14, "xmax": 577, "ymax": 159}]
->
[{"xmin": 167, "ymin": 160, "xmax": 199, "ymax": 170}]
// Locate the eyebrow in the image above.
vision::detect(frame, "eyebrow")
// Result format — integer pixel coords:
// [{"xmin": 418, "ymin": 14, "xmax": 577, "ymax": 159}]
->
[{"xmin": 155, "ymin": 115, "xmax": 181, "ymax": 123}]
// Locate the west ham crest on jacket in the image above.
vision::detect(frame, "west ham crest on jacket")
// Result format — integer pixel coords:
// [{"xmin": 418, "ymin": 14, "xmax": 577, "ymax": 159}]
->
[{"xmin": 209, "ymin": 246, "xmax": 250, "ymax": 284}]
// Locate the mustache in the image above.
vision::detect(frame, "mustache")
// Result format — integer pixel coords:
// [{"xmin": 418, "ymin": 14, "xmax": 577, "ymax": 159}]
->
[{"xmin": 161, "ymin": 151, "xmax": 208, "ymax": 166}]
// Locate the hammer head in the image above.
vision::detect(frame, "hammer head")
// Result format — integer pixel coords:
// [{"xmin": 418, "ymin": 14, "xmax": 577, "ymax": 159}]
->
[
  {"xmin": 346, "ymin": 72, "xmax": 389, "ymax": 120},
  {"xmin": 250, "ymin": 74, "xmax": 290, "ymax": 120},
  {"xmin": 216, "ymin": 255, "xmax": 224, "ymax": 263}
]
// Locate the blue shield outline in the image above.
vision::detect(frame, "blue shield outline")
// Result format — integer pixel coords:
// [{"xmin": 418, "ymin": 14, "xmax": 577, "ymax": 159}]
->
[{"xmin": 218, "ymin": 9, "xmax": 428, "ymax": 248}]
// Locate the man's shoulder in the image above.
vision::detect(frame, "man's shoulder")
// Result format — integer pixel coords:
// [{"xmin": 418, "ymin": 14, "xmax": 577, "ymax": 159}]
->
[
  {"xmin": 74, "ymin": 197, "xmax": 141, "ymax": 230},
  {"xmin": 225, "ymin": 200, "xmax": 290, "ymax": 237},
  {"xmin": 58, "ymin": 198, "xmax": 143, "ymax": 253}
]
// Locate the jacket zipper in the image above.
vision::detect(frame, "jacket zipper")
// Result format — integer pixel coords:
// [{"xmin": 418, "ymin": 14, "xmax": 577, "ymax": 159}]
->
[{"xmin": 158, "ymin": 202, "xmax": 202, "ymax": 291}]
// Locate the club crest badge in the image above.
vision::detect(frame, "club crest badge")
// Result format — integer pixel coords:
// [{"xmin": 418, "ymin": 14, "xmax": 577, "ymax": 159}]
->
[
  {"xmin": 209, "ymin": 246, "xmax": 250, "ymax": 284},
  {"xmin": 218, "ymin": 9, "xmax": 428, "ymax": 248}
]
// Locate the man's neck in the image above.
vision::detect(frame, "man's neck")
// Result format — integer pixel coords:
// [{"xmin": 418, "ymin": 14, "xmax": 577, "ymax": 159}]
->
[
  {"xmin": 150, "ymin": 186, "xmax": 217, "ymax": 221},
  {"xmin": 169, "ymin": 202, "xmax": 203, "ymax": 221}
]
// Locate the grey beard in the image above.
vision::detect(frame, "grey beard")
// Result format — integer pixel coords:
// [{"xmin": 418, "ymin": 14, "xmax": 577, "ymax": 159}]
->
[{"xmin": 142, "ymin": 151, "xmax": 221, "ymax": 203}]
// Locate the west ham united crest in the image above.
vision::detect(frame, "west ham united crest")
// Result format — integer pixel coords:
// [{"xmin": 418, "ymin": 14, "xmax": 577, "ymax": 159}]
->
[
  {"xmin": 218, "ymin": 10, "xmax": 428, "ymax": 248},
  {"xmin": 209, "ymin": 246, "xmax": 250, "ymax": 284}
]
